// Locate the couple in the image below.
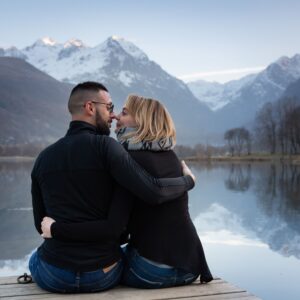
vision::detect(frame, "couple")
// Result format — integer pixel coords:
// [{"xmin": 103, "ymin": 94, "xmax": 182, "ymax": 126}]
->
[{"xmin": 29, "ymin": 81, "xmax": 212, "ymax": 293}]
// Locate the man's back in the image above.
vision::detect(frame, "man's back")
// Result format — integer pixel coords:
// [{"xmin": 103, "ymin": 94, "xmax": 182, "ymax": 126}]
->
[{"xmin": 32, "ymin": 121, "xmax": 119, "ymax": 271}]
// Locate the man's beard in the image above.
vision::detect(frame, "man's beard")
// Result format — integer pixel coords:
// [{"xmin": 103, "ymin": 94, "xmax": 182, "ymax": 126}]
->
[{"xmin": 95, "ymin": 110, "xmax": 110, "ymax": 136}]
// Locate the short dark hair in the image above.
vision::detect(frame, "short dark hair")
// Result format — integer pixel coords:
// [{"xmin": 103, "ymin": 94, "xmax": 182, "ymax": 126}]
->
[{"xmin": 68, "ymin": 81, "xmax": 109, "ymax": 114}]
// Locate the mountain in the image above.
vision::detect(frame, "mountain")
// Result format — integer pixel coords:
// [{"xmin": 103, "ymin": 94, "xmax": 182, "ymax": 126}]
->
[
  {"xmin": 213, "ymin": 54, "xmax": 300, "ymax": 130},
  {"xmin": 282, "ymin": 76, "xmax": 300, "ymax": 99},
  {"xmin": 187, "ymin": 54, "xmax": 300, "ymax": 131},
  {"xmin": 187, "ymin": 74, "xmax": 256, "ymax": 111},
  {"xmin": 1, "ymin": 36, "xmax": 214, "ymax": 144},
  {"xmin": 0, "ymin": 57, "xmax": 72, "ymax": 145}
]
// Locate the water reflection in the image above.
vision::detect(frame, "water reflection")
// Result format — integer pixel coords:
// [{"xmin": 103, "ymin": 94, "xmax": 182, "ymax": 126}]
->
[
  {"xmin": 0, "ymin": 160, "xmax": 300, "ymax": 300},
  {"xmin": 225, "ymin": 163, "xmax": 252, "ymax": 192},
  {"xmin": 189, "ymin": 162, "xmax": 300, "ymax": 260},
  {"xmin": 0, "ymin": 161, "xmax": 42, "ymax": 270},
  {"xmin": 254, "ymin": 163, "xmax": 300, "ymax": 259}
]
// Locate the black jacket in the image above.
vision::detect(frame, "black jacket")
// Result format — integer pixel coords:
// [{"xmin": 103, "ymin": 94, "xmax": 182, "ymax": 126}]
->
[
  {"xmin": 50, "ymin": 144, "xmax": 212, "ymax": 280},
  {"xmin": 31, "ymin": 121, "xmax": 194, "ymax": 271}
]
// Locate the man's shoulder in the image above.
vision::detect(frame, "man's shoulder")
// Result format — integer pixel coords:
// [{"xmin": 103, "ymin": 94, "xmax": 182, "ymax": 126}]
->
[
  {"xmin": 38, "ymin": 137, "xmax": 65, "ymax": 158},
  {"xmin": 32, "ymin": 138, "xmax": 64, "ymax": 171},
  {"xmin": 94, "ymin": 135, "xmax": 120, "ymax": 148}
]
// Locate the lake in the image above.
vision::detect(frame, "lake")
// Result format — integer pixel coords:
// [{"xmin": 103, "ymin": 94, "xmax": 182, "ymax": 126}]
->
[{"xmin": 0, "ymin": 160, "xmax": 299, "ymax": 299}]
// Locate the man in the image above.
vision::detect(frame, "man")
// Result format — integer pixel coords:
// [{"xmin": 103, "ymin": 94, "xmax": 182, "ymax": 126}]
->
[{"xmin": 29, "ymin": 82, "xmax": 195, "ymax": 293}]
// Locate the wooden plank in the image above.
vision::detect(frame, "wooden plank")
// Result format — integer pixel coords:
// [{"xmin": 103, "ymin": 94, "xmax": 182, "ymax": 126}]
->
[
  {"xmin": 0, "ymin": 279, "xmax": 225, "ymax": 297},
  {"xmin": 0, "ymin": 276, "xmax": 261, "ymax": 300},
  {"xmin": 0, "ymin": 275, "xmax": 20, "ymax": 285},
  {"xmin": 0, "ymin": 283, "xmax": 244, "ymax": 299},
  {"xmin": 163, "ymin": 293, "xmax": 261, "ymax": 300}
]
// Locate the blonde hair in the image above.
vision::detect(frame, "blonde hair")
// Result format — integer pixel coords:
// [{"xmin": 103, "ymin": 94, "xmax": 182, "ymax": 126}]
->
[{"xmin": 123, "ymin": 94, "xmax": 176, "ymax": 144}]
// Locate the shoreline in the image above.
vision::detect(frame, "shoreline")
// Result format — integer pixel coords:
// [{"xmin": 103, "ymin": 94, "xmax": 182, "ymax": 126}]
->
[
  {"xmin": 0, "ymin": 156, "xmax": 35, "ymax": 162},
  {"xmin": 183, "ymin": 154, "xmax": 300, "ymax": 164},
  {"xmin": 0, "ymin": 155, "xmax": 299, "ymax": 164}
]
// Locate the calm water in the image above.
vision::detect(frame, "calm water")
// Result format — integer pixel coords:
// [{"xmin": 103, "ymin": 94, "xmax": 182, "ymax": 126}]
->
[{"xmin": 0, "ymin": 160, "xmax": 299, "ymax": 299}]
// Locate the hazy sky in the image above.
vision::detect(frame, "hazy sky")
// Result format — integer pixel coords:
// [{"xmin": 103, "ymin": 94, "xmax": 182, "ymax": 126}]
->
[{"xmin": 1, "ymin": 0, "xmax": 300, "ymax": 83}]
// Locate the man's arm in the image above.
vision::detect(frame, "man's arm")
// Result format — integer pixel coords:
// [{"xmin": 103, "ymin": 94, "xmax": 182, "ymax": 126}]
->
[
  {"xmin": 99, "ymin": 136, "xmax": 195, "ymax": 205},
  {"xmin": 46, "ymin": 184, "xmax": 133, "ymax": 242},
  {"xmin": 31, "ymin": 174, "xmax": 46, "ymax": 234}
]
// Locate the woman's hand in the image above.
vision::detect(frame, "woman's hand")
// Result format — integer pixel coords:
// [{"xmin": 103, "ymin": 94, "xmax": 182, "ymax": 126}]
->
[
  {"xmin": 181, "ymin": 160, "xmax": 196, "ymax": 183},
  {"xmin": 41, "ymin": 216, "xmax": 56, "ymax": 238}
]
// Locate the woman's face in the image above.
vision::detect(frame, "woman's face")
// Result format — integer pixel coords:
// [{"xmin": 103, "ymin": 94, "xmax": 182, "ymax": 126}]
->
[{"xmin": 116, "ymin": 107, "xmax": 137, "ymax": 130}]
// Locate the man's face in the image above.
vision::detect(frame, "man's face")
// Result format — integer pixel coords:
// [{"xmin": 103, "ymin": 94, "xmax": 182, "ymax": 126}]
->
[{"xmin": 93, "ymin": 90, "xmax": 115, "ymax": 136}]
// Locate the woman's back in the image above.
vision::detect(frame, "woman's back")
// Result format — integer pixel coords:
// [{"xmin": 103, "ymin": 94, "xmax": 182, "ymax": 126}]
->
[{"xmin": 128, "ymin": 150, "xmax": 202, "ymax": 275}]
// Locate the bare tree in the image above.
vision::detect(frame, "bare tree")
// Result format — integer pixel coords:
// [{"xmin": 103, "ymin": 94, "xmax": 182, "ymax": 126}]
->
[
  {"xmin": 255, "ymin": 102, "xmax": 277, "ymax": 154},
  {"xmin": 276, "ymin": 97, "xmax": 300, "ymax": 154},
  {"xmin": 224, "ymin": 127, "xmax": 251, "ymax": 156},
  {"xmin": 224, "ymin": 129, "xmax": 235, "ymax": 156}
]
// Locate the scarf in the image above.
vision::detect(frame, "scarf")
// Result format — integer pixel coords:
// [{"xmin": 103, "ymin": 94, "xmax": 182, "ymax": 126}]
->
[{"xmin": 116, "ymin": 127, "xmax": 174, "ymax": 151}]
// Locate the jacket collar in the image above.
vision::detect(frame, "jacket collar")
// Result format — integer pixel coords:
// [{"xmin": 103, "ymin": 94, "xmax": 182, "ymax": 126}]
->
[{"xmin": 66, "ymin": 121, "xmax": 98, "ymax": 136}]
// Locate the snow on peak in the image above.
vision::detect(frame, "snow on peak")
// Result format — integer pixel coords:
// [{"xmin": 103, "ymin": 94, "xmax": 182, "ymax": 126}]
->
[
  {"xmin": 111, "ymin": 35, "xmax": 122, "ymax": 41},
  {"xmin": 275, "ymin": 54, "xmax": 300, "ymax": 70},
  {"xmin": 109, "ymin": 36, "xmax": 147, "ymax": 60},
  {"xmin": 38, "ymin": 37, "xmax": 58, "ymax": 46},
  {"xmin": 64, "ymin": 38, "xmax": 86, "ymax": 49},
  {"xmin": 275, "ymin": 56, "xmax": 293, "ymax": 70}
]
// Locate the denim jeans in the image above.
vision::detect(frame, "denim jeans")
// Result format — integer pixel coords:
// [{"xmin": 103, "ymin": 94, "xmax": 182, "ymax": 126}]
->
[
  {"xmin": 121, "ymin": 246, "xmax": 198, "ymax": 289},
  {"xmin": 29, "ymin": 250, "xmax": 123, "ymax": 293}
]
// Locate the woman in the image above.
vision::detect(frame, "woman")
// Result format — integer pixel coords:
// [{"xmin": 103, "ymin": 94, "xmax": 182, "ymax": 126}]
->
[{"xmin": 42, "ymin": 95, "xmax": 213, "ymax": 288}]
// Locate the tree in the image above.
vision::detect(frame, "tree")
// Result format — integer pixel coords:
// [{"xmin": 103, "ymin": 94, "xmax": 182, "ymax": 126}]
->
[
  {"xmin": 255, "ymin": 102, "xmax": 277, "ymax": 154},
  {"xmin": 224, "ymin": 127, "xmax": 251, "ymax": 156}
]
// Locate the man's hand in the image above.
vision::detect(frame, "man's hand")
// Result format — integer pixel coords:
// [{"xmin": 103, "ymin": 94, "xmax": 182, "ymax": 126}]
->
[
  {"xmin": 41, "ymin": 216, "xmax": 56, "ymax": 238},
  {"xmin": 181, "ymin": 160, "xmax": 196, "ymax": 183}
]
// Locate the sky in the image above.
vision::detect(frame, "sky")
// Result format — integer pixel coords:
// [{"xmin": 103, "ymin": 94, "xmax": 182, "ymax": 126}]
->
[{"xmin": 1, "ymin": 0, "xmax": 300, "ymax": 83}]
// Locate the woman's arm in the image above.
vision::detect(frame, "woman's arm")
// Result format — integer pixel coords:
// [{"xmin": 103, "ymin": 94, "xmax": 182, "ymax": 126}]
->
[
  {"xmin": 99, "ymin": 136, "xmax": 195, "ymax": 205},
  {"xmin": 41, "ymin": 183, "xmax": 133, "ymax": 242}
]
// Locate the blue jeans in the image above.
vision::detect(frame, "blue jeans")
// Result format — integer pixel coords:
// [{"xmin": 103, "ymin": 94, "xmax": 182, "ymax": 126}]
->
[
  {"xmin": 29, "ymin": 251, "xmax": 123, "ymax": 293},
  {"xmin": 121, "ymin": 246, "xmax": 198, "ymax": 289}
]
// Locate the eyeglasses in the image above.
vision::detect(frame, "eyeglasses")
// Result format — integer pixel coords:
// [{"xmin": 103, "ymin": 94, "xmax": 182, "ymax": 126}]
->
[{"xmin": 91, "ymin": 101, "xmax": 114, "ymax": 113}]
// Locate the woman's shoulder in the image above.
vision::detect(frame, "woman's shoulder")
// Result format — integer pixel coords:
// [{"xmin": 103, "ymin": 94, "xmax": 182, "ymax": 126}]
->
[
  {"xmin": 129, "ymin": 150, "xmax": 181, "ymax": 176},
  {"xmin": 129, "ymin": 149, "xmax": 178, "ymax": 160}
]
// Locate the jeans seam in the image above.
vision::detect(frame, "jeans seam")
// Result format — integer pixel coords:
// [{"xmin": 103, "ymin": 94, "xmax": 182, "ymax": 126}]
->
[
  {"xmin": 130, "ymin": 259, "xmax": 173, "ymax": 281},
  {"xmin": 129, "ymin": 267, "xmax": 163, "ymax": 286}
]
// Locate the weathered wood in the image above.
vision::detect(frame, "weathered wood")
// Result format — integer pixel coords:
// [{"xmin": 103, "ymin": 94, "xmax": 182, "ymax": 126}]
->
[
  {"xmin": 0, "ymin": 276, "xmax": 261, "ymax": 300},
  {"xmin": 0, "ymin": 275, "xmax": 20, "ymax": 285}
]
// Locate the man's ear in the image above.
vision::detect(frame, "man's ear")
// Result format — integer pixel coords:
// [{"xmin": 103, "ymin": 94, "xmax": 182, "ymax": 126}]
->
[{"xmin": 83, "ymin": 102, "xmax": 95, "ymax": 116}]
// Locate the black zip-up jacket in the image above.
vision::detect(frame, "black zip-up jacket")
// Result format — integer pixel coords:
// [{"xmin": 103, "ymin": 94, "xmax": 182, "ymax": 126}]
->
[{"xmin": 31, "ymin": 121, "xmax": 194, "ymax": 271}]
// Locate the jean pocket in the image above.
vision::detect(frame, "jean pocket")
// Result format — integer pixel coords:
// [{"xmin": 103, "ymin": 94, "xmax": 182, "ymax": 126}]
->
[
  {"xmin": 37, "ymin": 261, "xmax": 74, "ymax": 293},
  {"xmin": 36, "ymin": 264, "xmax": 68, "ymax": 293}
]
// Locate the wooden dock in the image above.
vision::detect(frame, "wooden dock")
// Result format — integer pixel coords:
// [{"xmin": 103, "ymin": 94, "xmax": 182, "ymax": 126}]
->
[{"xmin": 0, "ymin": 276, "xmax": 261, "ymax": 300}]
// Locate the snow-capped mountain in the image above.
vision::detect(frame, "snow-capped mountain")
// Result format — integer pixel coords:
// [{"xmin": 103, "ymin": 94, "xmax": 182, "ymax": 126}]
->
[
  {"xmin": 187, "ymin": 74, "xmax": 256, "ymax": 110},
  {"xmin": 211, "ymin": 54, "xmax": 300, "ymax": 130},
  {"xmin": 0, "ymin": 36, "xmax": 214, "ymax": 144},
  {"xmin": 188, "ymin": 54, "xmax": 300, "ymax": 121},
  {"xmin": 2, "ymin": 36, "xmax": 300, "ymax": 140},
  {"xmin": 1, "ymin": 36, "xmax": 150, "ymax": 84}
]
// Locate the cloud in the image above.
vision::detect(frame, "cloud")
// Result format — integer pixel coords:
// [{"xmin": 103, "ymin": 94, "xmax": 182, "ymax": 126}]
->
[{"xmin": 178, "ymin": 66, "xmax": 266, "ymax": 82}]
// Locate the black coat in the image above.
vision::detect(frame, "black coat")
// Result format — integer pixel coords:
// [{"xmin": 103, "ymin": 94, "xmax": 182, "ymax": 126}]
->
[
  {"xmin": 31, "ymin": 121, "xmax": 194, "ymax": 271},
  {"xmin": 50, "ymin": 134, "xmax": 212, "ymax": 280}
]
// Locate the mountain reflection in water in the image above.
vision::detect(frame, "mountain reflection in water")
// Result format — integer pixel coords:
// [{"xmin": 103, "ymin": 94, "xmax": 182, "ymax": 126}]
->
[
  {"xmin": 189, "ymin": 162, "xmax": 300, "ymax": 260},
  {"xmin": 0, "ymin": 161, "xmax": 299, "ymax": 300}
]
